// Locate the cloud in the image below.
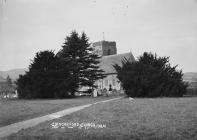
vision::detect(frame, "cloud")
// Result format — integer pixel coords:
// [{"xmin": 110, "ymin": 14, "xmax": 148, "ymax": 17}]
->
[
  {"xmin": 2, "ymin": 16, "xmax": 8, "ymax": 21},
  {"xmin": 1, "ymin": 0, "xmax": 197, "ymax": 72}
]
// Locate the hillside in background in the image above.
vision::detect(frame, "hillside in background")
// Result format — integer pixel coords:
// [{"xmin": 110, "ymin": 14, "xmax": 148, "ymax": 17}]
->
[
  {"xmin": 0, "ymin": 76, "xmax": 6, "ymax": 82},
  {"xmin": 0, "ymin": 68, "xmax": 27, "ymax": 81},
  {"xmin": 183, "ymin": 72, "xmax": 197, "ymax": 82},
  {"xmin": 0, "ymin": 67, "xmax": 196, "ymax": 83}
]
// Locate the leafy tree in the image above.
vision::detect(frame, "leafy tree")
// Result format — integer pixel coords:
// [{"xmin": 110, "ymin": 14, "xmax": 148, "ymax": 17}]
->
[
  {"xmin": 58, "ymin": 31, "xmax": 105, "ymax": 95},
  {"xmin": 0, "ymin": 75, "xmax": 14, "ymax": 98},
  {"xmin": 16, "ymin": 50, "xmax": 72, "ymax": 99},
  {"xmin": 114, "ymin": 52, "xmax": 187, "ymax": 97},
  {"xmin": 6, "ymin": 75, "xmax": 12, "ymax": 84}
]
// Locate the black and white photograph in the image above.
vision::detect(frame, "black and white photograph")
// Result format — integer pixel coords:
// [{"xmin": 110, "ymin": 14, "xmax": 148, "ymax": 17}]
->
[{"xmin": 0, "ymin": 0, "xmax": 197, "ymax": 139}]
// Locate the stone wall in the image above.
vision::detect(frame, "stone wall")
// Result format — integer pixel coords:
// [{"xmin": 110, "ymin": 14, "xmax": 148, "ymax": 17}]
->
[
  {"xmin": 95, "ymin": 74, "xmax": 121, "ymax": 91},
  {"xmin": 92, "ymin": 41, "xmax": 117, "ymax": 56}
]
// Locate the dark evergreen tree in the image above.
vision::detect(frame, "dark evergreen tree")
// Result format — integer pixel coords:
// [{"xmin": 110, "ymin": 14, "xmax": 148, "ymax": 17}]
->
[
  {"xmin": 16, "ymin": 50, "xmax": 72, "ymax": 99},
  {"xmin": 58, "ymin": 31, "xmax": 105, "ymax": 95},
  {"xmin": 114, "ymin": 52, "xmax": 188, "ymax": 97},
  {"xmin": 16, "ymin": 74, "xmax": 32, "ymax": 98}
]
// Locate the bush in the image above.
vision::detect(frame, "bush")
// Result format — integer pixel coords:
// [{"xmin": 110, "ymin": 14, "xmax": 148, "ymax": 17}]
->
[
  {"xmin": 114, "ymin": 52, "xmax": 188, "ymax": 97},
  {"xmin": 16, "ymin": 50, "xmax": 74, "ymax": 99},
  {"xmin": 186, "ymin": 88, "xmax": 197, "ymax": 96}
]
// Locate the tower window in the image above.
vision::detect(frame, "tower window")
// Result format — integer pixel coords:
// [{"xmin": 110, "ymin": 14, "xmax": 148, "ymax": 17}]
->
[{"xmin": 107, "ymin": 49, "xmax": 111, "ymax": 55}]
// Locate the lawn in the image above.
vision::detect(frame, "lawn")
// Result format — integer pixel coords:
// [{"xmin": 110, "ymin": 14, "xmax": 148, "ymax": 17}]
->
[
  {"xmin": 4, "ymin": 97, "xmax": 197, "ymax": 140},
  {"xmin": 0, "ymin": 96, "xmax": 119, "ymax": 127}
]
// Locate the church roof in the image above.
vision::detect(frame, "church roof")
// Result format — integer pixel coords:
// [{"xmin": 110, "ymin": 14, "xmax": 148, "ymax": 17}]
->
[{"xmin": 99, "ymin": 52, "xmax": 135, "ymax": 74}]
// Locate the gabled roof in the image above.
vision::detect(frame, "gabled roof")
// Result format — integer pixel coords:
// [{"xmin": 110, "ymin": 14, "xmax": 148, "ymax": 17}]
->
[{"xmin": 99, "ymin": 52, "xmax": 135, "ymax": 74}]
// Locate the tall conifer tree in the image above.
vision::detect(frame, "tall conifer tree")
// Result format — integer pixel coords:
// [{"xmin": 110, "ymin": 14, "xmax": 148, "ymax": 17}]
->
[{"xmin": 59, "ymin": 31, "xmax": 105, "ymax": 94}]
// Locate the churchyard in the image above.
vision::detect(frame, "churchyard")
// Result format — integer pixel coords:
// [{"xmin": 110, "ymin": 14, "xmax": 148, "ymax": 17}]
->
[
  {"xmin": 0, "ymin": 96, "xmax": 118, "ymax": 127},
  {"xmin": 2, "ymin": 96, "xmax": 197, "ymax": 140}
]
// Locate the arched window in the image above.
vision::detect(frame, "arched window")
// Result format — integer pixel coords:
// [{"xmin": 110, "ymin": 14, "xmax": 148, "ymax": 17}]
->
[
  {"xmin": 105, "ymin": 80, "xmax": 108, "ymax": 86},
  {"xmin": 112, "ymin": 78, "xmax": 116, "ymax": 86}
]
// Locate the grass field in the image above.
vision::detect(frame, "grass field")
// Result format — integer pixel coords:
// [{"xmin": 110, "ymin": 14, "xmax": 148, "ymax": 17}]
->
[
  {"xmin": 0, "ymin": 96, "xmax": 118, "ymax": 127},
  {"xmin": 4, "ymin": 97, "xmax": 197, "ymax": 140}
]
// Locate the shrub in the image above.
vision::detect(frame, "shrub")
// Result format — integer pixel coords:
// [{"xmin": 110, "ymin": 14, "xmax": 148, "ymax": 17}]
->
[
  {"xmin": 114, "ymin": 52, "xmax": 188, "ymax": 97},
  {"xmin": 186, "ymin": 88, "xmax": 197, "ymax": 96},
  {"xmin": 16, "ymin": 50, "xmax": 73, "ymax": 99}
]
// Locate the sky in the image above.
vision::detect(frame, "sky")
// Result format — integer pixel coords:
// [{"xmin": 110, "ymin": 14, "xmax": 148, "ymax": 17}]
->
[{"xmin": 0, "ymin": 0, "xmax": 197, "ymax": 72}]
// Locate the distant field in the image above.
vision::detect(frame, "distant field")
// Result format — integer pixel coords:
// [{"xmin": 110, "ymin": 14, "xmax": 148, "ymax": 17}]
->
[
  {"xmin": 0, "ymin": 96, "xmax": 118, "ymax": 127},
  {"xmin": 4, "ymin": 97, "xmax": 197, "ymax": 140}
]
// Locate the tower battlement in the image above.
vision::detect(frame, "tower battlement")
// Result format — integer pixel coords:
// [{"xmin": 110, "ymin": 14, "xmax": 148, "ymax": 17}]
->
[{"xmin": 92, "ymin": 41, "xmax": 117, "ymax": 56}]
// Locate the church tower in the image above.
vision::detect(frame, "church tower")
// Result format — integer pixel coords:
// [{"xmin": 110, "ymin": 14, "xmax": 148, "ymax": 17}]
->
[{"xmin": 92, "ymin": 41, "xmax": 117, "ymax": 56}]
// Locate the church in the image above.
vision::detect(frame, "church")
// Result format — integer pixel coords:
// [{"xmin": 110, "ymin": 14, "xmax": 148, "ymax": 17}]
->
[{"xmin": 92, "ymin": 40, "xmax": 135, "ymax": 92}]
